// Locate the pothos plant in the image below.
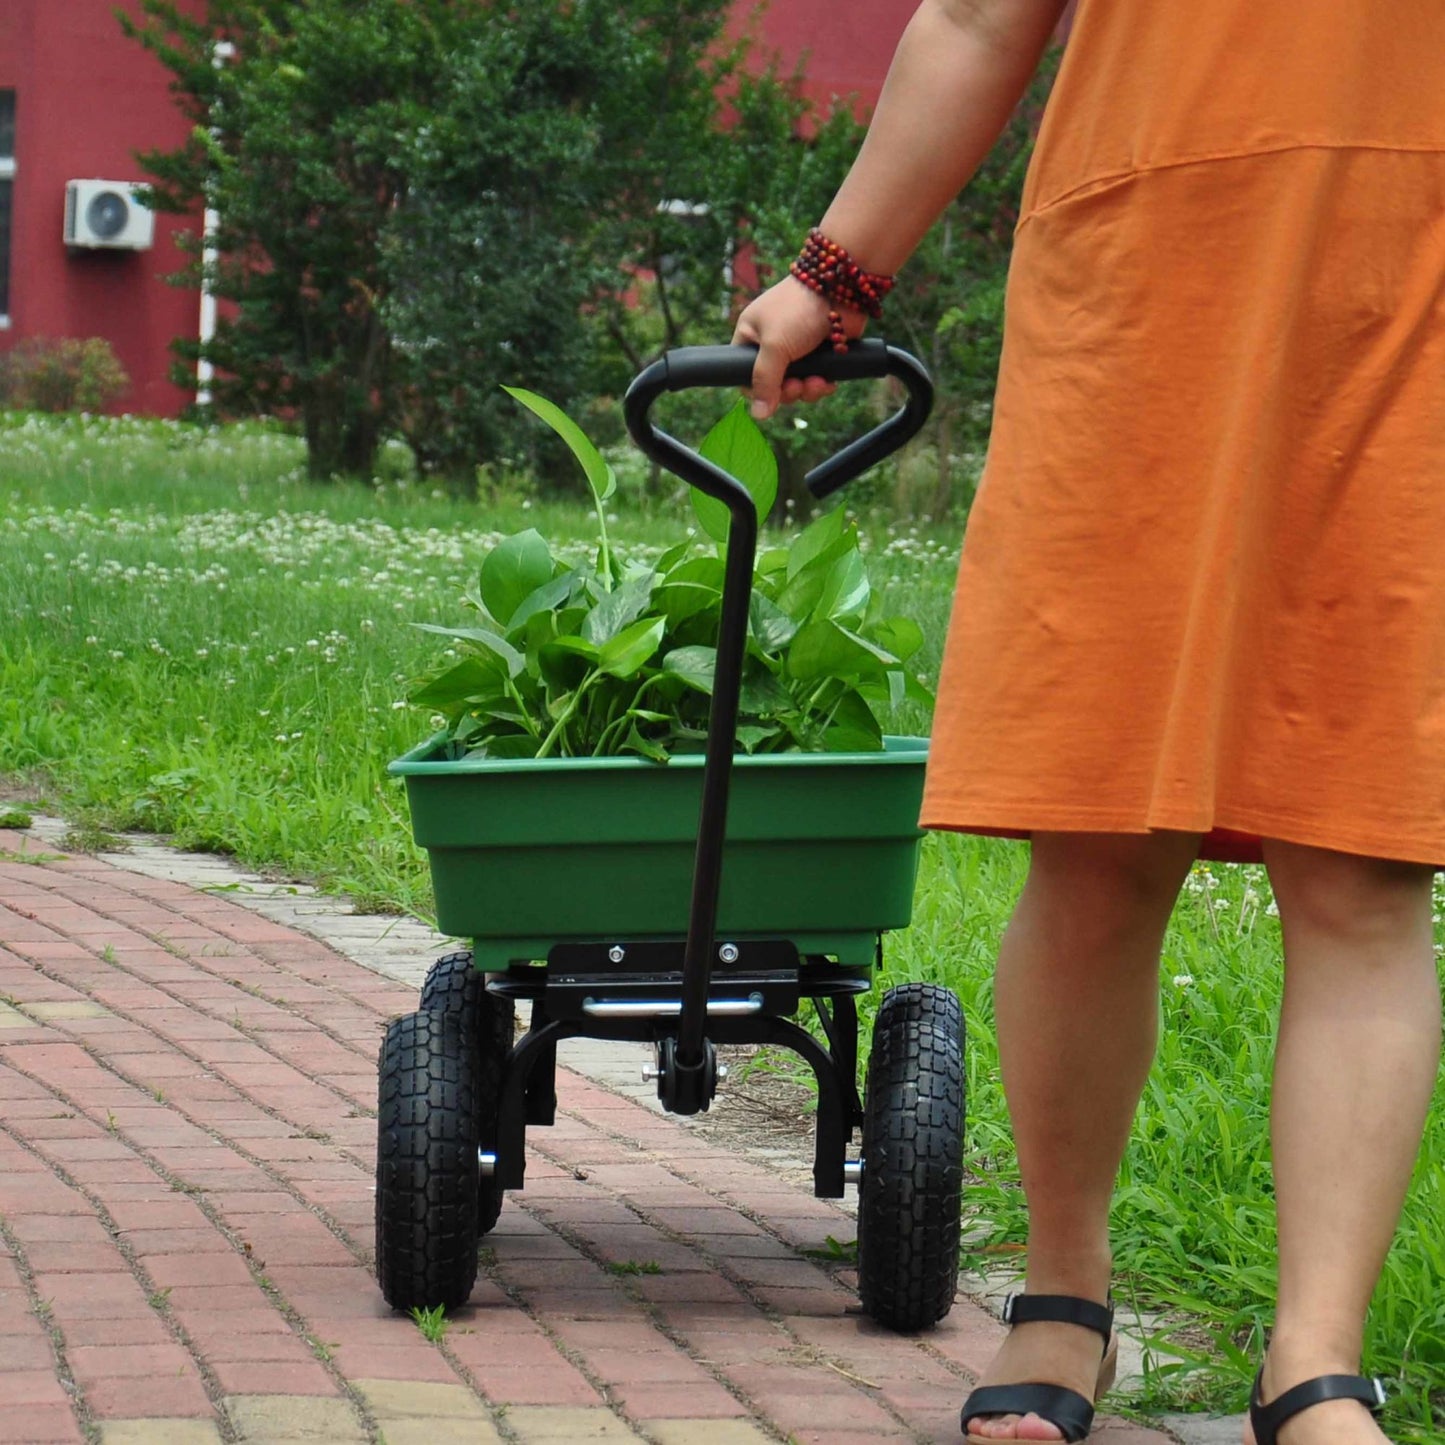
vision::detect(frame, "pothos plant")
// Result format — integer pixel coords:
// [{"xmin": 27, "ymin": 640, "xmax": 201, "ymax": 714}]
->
[{"xmin": 409, "ymin": 388, "xmax": 935, "ymax": 761}]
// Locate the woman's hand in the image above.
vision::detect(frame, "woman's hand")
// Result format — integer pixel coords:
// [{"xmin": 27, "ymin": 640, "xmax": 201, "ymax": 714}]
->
[{"xmin": 730, "ymin": 277, "xmax": 869, "ymax": 421}]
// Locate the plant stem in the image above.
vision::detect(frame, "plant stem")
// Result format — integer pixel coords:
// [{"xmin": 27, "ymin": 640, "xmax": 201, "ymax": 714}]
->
[
  {"xmin": 503, "ymin": 675, "xmax": 541, "ymax": 739},
  {"xmin": 592, "ymin": 676, "xmax": 660, "ymax": 755},
  {"xmin": 535, "ymin": 672, "xmax": 598, "ymax": 759},
  {"xmin": 593, "ymin": 494, "xmax": 613, "ymax": 592}
]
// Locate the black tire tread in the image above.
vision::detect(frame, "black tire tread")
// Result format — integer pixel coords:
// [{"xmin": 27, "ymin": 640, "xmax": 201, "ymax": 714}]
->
[
  {"xmin": 418, "ymin": 949, "xmax": 514, "ymax": 1236},
  {"xmin": 375, "ymin": 1009, "xmax": 480, "ymax": 1311},
  {"xmin": 857, "ymin": 984, "xmax": 965, "ymax": 1332}
]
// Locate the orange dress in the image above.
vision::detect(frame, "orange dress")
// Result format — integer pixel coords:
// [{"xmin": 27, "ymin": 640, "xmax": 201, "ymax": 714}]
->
[{"xmin": 919, "ymin": 0, "xmax": 1445, "ymax": 867}]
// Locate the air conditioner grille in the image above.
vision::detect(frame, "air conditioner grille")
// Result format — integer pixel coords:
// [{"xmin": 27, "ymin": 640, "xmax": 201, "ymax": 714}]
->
[{"xmin": 86, "ymin": 190, "xmax": 130, "ymax": 240}]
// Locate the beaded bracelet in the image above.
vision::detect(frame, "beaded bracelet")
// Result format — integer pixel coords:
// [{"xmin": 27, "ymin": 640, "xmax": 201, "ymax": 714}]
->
[{"xmin": 789, "ymin": 227, "xmax": 896, "ymax": 353}]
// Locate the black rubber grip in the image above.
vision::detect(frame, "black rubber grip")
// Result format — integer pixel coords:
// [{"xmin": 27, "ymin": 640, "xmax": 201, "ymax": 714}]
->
[{"xmin": 623, "ymin": 340, "xmax": 933, "ymax": 499}]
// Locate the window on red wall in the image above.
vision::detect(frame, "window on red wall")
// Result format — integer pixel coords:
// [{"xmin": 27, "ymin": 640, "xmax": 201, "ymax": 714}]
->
[
  {"xmin": 0, "ymin": 90, "xmax": 13, "ymax": 325},
  {"xmin": 0, "ymin": 93, "xmax": 12, "ymax": 325}
]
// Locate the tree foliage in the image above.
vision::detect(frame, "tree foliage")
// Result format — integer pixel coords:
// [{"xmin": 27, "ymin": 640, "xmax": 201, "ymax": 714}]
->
[
  {"xmin": 122, "ymin": 0, "xmax": 1058, "ymax": 510},
  {"xmin": 122, "ymin": 0, "xmax": 483, "ymax": 478},
  {"xmin": 381, "ymin": 0, "xmax": 751, "ymax": 481}
]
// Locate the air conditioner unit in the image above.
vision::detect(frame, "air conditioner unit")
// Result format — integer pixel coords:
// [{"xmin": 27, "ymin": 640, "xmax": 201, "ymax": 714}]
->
[{"xmin": 64, "ymin": 180, "xmax": 156, "ymax": 250}]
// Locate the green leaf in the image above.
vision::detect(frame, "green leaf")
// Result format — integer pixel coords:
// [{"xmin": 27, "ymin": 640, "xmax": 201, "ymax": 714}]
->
[
  {"xmin": 475, "ymin": 733, "xmax": 539, "ymax": 759},
  {"xmin": 786, "ymin": 506, "xmax": 846, "ymax": 578},
  {"xmin": 621, "ymin": 724, "xmax": 670, "ymax": 763},
  {"xmin": 542, "ymin": 635, "xmax": 600, "ymax": 662},
  {"xmin": 813, "ymin": 549, "xmax": 869, "ymax": 622},
  {"xmin": 582, "ymin": 573, "xmax": 655, "ymax": 646},
  {"xmin": 506, "ymin": 573, "xmax": 575, "ymax": 634},
  {"xmin": 739, "ymin": 669, "xmax": 793, "ymax": 715},
  {"xmin": 692, "ymin": 400, "xmax": 779, "ymax": 544},
  {"xmin": 786, "ymin": 619, "xmax": 900, "ymax": 682},
  {"xmin": 820, "ymin": 687, "xmax": 884, "ymax": 757},
  {"xmin": 868, "ymin": 615, "xmax": 925, "ymax": 664},
  {"xmin": 662, "ymin": 645, "xmax": 716, "ymax": 694},
  {"xmin": 735, "ymin": 724, "xmax": 783, "ymax": 754},
  {"xmin": 409, "ymin": 656, "xmax": 507, "ymax": 708},
  {"xmin": 412, "ymin": 623, "xmax": 523, "ymax": 677},
  {"xmin": 480, "ymin": 530, "xmax": 554, "ymax": 627},
  {"xmin": 655, "ymin": 557, "xmax": 723, "ymax": 626},
  {"xmin": 598, "ymin": 616, "xmax": 666, "ymax": 678},
  {"xmin": 775, "ymin": 522, "xmax": 858, "ymax": 621},
  {"xmin": 655, "ymin": 540, "xmax": 694, "ymax": 575},
  {"xmin": 538, "ymin": 635, "xmax": 599, "ymax": 691},
  {"xmin": 749, "ymin": 592, "xmax": 798, "ymax": 653},
  {"xmin": 502, "ymin": 387, "xmax": 616, "ymax": 502}
]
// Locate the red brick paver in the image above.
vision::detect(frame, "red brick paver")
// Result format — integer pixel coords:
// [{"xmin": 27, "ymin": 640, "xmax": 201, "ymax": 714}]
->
[{"xmin": 0, "ymin": 828, "xmax": 1181, "ymax": 1444}]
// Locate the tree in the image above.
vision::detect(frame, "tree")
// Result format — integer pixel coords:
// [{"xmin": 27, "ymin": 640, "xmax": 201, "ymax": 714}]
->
[
  {"xmin": 122, "ymin": 0, "xmax": 763, "ymax": 484},
  {"xmin": 122, "ymin": 0, "xmax": 484, "ymax": 479},
  {"xmin": 380, "ymin": 0, "xmax": 751, "ymax": 481}
]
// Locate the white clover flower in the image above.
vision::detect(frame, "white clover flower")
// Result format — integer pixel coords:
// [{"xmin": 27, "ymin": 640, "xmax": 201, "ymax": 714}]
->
[
  {"xmin": 195, "ymin": 648, "xmax": 209, "ymax": 659},
  {"xmin": 392, "ymin": 700, "xmax": 407, "ymax": 709},
  {"xmin": 1173, "ymin": 974, "xmax": 1194, "ymax": 988},
  {"xmin": 85, "ymin": 635, "xmax": 99, "ymax": 645}
]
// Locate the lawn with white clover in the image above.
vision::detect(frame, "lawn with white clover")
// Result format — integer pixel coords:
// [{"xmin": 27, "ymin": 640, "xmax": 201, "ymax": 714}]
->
[{"xmin": 0, "ymin": 411, "xmax": 1441, "ymax": 1436}]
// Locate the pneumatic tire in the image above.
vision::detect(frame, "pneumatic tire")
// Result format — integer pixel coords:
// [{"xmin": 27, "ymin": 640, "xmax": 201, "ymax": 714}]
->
[
  {"xmin": 375, "ymin": 1008, "xmax": 480, "ymax": 1311},
  {"xmin": 856, "ymin": 983, "xmax": 965, "ymax": 1331},
  {"xmin": 419, "ymin": 950, "xmax": 514, "ymax": 1235}
]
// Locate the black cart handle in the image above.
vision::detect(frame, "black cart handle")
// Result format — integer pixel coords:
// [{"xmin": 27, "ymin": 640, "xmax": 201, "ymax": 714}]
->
[
  {"xmin": 623, "ymin": 338, "xmax": 933, "ymax": 499},
  {"xmin": 616, "ymin": 339, "xmax": 934, "ymax": 1100}
]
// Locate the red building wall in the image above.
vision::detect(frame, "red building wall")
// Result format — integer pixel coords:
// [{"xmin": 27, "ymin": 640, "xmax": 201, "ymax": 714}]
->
[
  {"xmin": 0, "ymin": 0, "xmax": 205, "ymax": 417},
  {"xmin": 728, "ymin": 0, "xmax": 921, "ymax": 114}
]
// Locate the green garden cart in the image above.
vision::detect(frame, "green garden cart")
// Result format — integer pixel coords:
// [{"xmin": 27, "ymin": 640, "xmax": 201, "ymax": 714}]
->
[{"xmin": 374, "ymin": 340, "xmax": 966, "ymax": 1332}]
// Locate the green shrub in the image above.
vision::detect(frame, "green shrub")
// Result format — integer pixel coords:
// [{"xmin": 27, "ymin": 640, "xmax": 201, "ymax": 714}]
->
[{"xmin": 0, "ymin": 337, "xmax": 131, "ymax": 413}]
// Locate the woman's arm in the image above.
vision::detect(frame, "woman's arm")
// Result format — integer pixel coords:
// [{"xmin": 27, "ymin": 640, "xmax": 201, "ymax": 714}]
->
[{"xmin": 735, "ymin": 0, "xmax": 1068, "ymax": 417}]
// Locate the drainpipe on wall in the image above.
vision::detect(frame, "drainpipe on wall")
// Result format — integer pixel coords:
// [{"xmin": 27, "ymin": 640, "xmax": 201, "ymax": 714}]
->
[{"xmin": 196, "ymin": 40, "xmax": 235, "ymax": 410}]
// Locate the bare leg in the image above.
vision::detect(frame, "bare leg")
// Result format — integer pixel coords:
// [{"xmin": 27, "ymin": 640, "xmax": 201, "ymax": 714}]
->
[
  {"xmin": 1245, "ymin": 839, "xmax": 1441, "ymax": 1445},
  {"xmin": 965, "ymin": 829, "xmax": 1200, "ymax": 1441}
]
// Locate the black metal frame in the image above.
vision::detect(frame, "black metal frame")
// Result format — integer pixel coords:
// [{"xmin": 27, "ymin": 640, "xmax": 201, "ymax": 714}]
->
[
  {"xmin": 480, "ymin": 341, "xmax": 933, "ymax": 1199},
  {"xmin": 485, "ymin": 943, "xmax": 871, "ymax": 1196}
]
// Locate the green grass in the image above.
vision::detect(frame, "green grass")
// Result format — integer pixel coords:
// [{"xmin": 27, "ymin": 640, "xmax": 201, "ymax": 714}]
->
[
  {"xmin": 1, "ymin": 411, "xmax": 1442, "ymax": 1436},
  {"xmin": 409, "ymin": 1303, "xmax": 448, "ymax": 1342}
]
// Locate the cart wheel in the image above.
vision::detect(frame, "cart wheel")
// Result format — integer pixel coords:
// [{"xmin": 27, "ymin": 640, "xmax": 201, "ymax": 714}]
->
[
  {"xmin": 873, "ymin": 980, "xmax": 964, "ymax": 1040},
  {"xmin": 375, "ymin": 1008, "xmax": 480, "ymax": 1311},
  {"xmin": 856, "ymin": 984, "xmax": 965, "ymax": 1332},
  {"xmin": 418, "ymin": 950, "xmax": 515, "ymax": 1236}
]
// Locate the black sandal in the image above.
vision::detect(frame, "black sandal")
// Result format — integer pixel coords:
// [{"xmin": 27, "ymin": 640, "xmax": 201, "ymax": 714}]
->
[
  {"xmin": 1249, "ymin": 1364, "xmax": 1389, "ymax": 1444},
  {"xmin": 960, "ymin": 1292, "xmax": 1118, "ymax": 1443}
]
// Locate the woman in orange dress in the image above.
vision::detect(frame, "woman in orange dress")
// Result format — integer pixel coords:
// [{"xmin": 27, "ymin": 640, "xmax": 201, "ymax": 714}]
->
[{"xmin": 733, "ymin": 2, "xmax": 1444, "ymax": 1442}]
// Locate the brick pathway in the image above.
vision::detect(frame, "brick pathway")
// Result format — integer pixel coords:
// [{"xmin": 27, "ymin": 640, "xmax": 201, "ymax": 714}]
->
[{"xmin": 0, "ymin": 826, "xmax": 1181, "ymax": 1445}]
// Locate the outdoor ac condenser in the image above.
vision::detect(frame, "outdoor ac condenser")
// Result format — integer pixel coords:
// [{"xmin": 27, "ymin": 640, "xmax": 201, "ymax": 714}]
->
[{"xmin": 63, "ymin": 180, "xmax": 156, "ymax": 250}]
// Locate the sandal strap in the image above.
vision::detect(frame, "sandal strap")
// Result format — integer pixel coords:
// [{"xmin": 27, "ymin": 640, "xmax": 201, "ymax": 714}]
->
[
  {"xmin": 962, "ymin": 1382, "xmax": 1096, "ymax": 1442},
  {"xmin": 1249, "ymin": 1368, "xmax": 1389, "ymax": 1445},
  {"xmin": 1000, "ymin": 1291, "xmax": 1114, "ymax": 1348}
]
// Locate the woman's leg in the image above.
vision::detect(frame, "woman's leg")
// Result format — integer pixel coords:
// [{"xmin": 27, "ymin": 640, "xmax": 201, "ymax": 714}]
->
[
  {"xmin": 1248, "ymin": 839, "xmax": 1441, "ymax": 1445},
  {"xmin": 965, "ymin": 829, "xmax": 1200, "ymax": 1441}
]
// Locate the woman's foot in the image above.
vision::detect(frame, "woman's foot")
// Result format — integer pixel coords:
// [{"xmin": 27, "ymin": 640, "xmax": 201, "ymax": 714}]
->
[
  {"xmin": 1241, "ymin": 1346, "xmax": 1392, "ymax": 1445},
  {"xmin": 963, "ymin": 1309, "xmax": 1114, "ymax": 1440}
]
